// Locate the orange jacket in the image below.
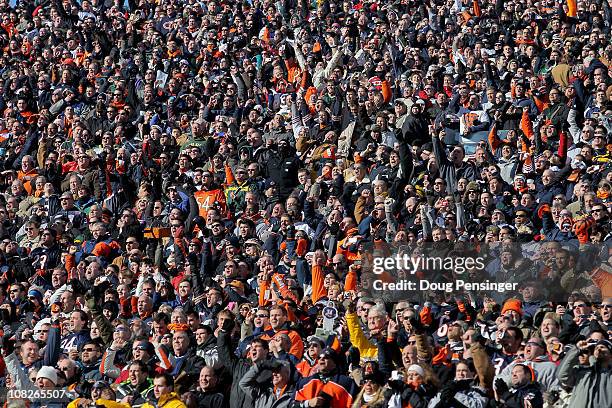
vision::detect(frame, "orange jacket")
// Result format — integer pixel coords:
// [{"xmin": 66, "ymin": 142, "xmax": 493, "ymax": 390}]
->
[
  {"xmin": 311, "ymin": 264, "xmax": 327, "ymax": 304},
  {"xmin": 294, "ymin": 373, "xmax": 357, "ymax": 408}
]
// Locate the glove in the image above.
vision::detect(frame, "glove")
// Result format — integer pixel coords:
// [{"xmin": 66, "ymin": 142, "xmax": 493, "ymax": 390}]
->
[
  {"xmin": 187, "ymin": 253, "xmax": 199, "ymax": 267},
  {"xmin": 419, "ymin": 305, "xmax": 433, "ymax": 327},
  {"xmin": 221, "ymin": 318, "xmax": 235, "ymax": 333},
  {"xmin": 258, "ymin": 359, "xmax": 274, "ymax": 370},
  {"xmin": 69, "ymin": 278, "xmax": 86, "ymax": 296},
  {"xmin": 454, "ymin": 379, "xmax": 472, "ymax": 391},
  {"xmin": 439, "ymin": 384, "xmax": 456, "ymax": 401},
  {"xmin": 495, "ymin": 378, "xmax": 510, "ymax": 397},
  {"xmin": 408, "ymin": 317, "xmax": 424, "ymax": 334},
  {"xmin": 1, "ymin": 333, "xmax": 15, "ymax": 356},
  {"xmin": 537, "ymin": 203, "xmax": 551, "ymax": 219},
  {"xmin": 328, "ymin": 222, "xmax": 340, "ymax": 236}
]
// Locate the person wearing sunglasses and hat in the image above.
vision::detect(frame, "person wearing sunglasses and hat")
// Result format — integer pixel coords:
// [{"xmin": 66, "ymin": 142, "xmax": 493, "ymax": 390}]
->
[
  {"xmin": 351, "ymin": 361, "xmax": 386, "ymax": 408},
  {"xmin": 294, "ymin": 347, "xmax": 357, "ymax": 408}
]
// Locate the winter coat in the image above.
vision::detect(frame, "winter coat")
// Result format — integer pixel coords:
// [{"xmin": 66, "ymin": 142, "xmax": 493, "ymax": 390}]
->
[
  {"xmin": 239, "ymin": 363, "xmax": 295, "ymax": 408},
  {"xmin": 497, "ymin": 356, "xmax": 559, "ymax": 391},
  {"xmin": 141, "ymin": 392, "xmax": 186, "ymax": 408},
  {"xmin": 557, "ymin": 346, "xmax": 612, "ymax": 408},
  {"xmin": 217, "ymin": 329, "xmax": 271, "ymax": 408}
]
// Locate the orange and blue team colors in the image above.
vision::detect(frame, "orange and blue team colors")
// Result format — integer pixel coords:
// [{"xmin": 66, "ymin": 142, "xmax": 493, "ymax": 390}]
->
[{"xmin": 294, "ymin": 371, "xmax": 357, "ymax": 408}]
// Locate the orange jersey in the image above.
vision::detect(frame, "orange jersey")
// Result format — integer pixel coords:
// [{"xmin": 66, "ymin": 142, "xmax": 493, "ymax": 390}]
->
[{"xmin": 194, "ymin": 188, "xmax": 227, "ymax": 219}]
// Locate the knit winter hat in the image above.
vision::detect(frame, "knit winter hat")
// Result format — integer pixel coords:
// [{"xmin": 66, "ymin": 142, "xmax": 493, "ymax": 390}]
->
[
  {"xmin": 501, "ymin": 298, "xmax": 523, "ymax": 317},
  {"xmin": 36, "ymin": 366, "xmax": 58, "ymax": 385}
]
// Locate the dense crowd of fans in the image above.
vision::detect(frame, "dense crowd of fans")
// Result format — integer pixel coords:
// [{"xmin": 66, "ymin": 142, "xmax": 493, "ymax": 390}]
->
[{"xmin": 0, "ymin": 0, "xmax": 610, "ymax": 407}]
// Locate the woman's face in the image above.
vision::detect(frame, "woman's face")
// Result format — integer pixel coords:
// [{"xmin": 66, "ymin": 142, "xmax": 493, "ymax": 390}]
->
[{"xmin": 363, "ymin": 379, "xmax": 380, "ymax": 395}]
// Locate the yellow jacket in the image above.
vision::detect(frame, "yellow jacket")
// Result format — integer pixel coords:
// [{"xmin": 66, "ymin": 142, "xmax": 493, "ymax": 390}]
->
[
  {"xmin": 142, "ymin": 392, "xmax": 186, "ymax": 408},
  {"xmin": 68, "ymin": 399, "xmax": 129, "ymax": 408},
  {"xmin": 346, "ymin": 311, "xmax": 377, "ymax": 360}
]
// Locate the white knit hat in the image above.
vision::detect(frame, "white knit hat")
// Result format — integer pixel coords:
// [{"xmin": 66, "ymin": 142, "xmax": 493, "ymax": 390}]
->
[
  {"xmin": 36, "ymin": 366, "xmax": 58, "ymax": 385},
  {"xmin": 407, "ymin": 364, "xmax": 425, "ymax": 377}
]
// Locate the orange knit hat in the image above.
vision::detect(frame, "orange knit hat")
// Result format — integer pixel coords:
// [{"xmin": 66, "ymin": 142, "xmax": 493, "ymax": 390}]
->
[{"xmin": 501, "ymin": 298, "xmax": 523, "ymax": 316}]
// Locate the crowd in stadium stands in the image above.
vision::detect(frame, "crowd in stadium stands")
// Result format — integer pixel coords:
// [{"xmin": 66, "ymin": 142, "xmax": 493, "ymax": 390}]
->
[{"xmin": 0, "ymin": 0, "xmax": 610, "ymax": 407}]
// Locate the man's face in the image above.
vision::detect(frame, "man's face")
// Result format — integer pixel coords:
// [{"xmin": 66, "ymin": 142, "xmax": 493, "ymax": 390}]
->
[
  {"xmin": 573, "ymin": 301, "xmax": 592, "ymax": 319},
  {"xmin": 540, "ymin": 319, "xmax": 559, "ymax": 339},
  {"xmin": 307, "ymin": 342, "xmax": 322, "ymax": 359},
  {"xmin": 199, "ymin": 367, "xmax": 217, "ymax": 391},
  {"xmin": 367, "ymin": 310, "xmax": 387, "ymax": 332},
  {"xmin": 70, "ymin": 312, "xmax": 85, "ymax": 332},
  {"xmin": 269, "ymin": 309, "xmax": 286, "ymax": 330},
  {"xmin": 178, "ymin": 282, "xmax": 191, "ymax": 298},
  {"xmin": 511, "ymin": 365, "xmax": 530, "ymax": 387},
  {"xmin": 600, "ymin": 301, "xmax": 611, "ymax": 322},
  {"xmin": 21, "ymin": 341, "xmax": 39, "ymax": 366},
  {"xmin": 9, "ymin": 285, "xmax": 22, "ymax": 302},
  {"xmin": 195, "ymin": 328, "xmax": 209, "ymax": 345},
  {"xmin": 172, "ymin": 332, "xmax": 189, "ymax": 356},
  {"xmin": 36, "ymin": 376, "xmax": 55, "ymax": 389},
  {"xmin": 132, "ymin": 343, "xmax": 150, "ymax": 361},
  {"xmin": 81, "ymin": 344, "xmax": 100, "ymax": 364},
  {"xmin": 455, "ymin": 362, "xmax": 472, "ymax": 380},
  {"xmin": 129, "ymin": 364, "xmax": 146, "ymax": 386},
  {"xmin": 206, "ymin": 289, "xmax": 222, "ymax": 307},
  {"xmin": 594, "ymin": 344, "xmax": 611, "ymax": 362},
  {"xmin": 524, "ymin": 338, "xmax": 544, "ymax": 361},
  {"xmin": 137, "ymin": 297, "xmax": 151, "ymax": 315},
  {"xmin": 51, "ymin": 270, "xmax": 67, "ymax": 288},
  {"xmin": 61, "ymin": 291, "xmax": 75, "ymax": 311},
  {"xmin": 142, "ymin": 283, "xmax": 154, "ymax": 298},
  {"xmin": 58, "ymin": 359, "xmax": 75, "ymax": 379},
  {"xmin": 153, "ymin": 376, "xmax": 172, "ymax": 399},
  {"xmin": 248, "ymin": 340, "xmax": 268, "ymax": 362}
]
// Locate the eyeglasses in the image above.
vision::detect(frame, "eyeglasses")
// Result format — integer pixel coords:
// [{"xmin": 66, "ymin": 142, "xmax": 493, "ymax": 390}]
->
[
  {"xmin": 82, "ymin": 348, "xmax": 98, "ymax": 353},
  {"xmin": 256, "ymin": 314, "xmax": 269, "ymax": 318},
  {"xmin": 407, "ymin": 341, "xmax": 417, "ymax": 345},
  {"xmin": 10, "ymin": 289, "xmax": 20, "ymax": 293},
  {"xmin": 126, "ymin": 241, "xmax": 137, "ymax": 244}
]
